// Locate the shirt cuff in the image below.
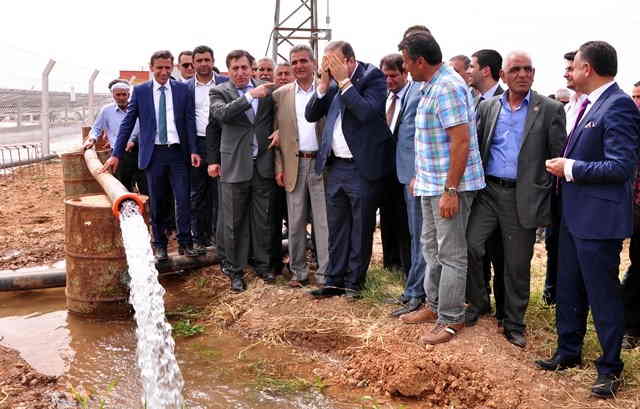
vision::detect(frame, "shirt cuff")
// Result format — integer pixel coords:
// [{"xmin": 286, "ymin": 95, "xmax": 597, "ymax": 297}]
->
[
  {"xmin": 340, "ymin": 84, "xmax": 353, "ymax": 95},
  {"xmin": 563, "ymin": 159, "xmax": 575, "ymax": 182},
  {"xmin": 244, "ymin": 93, "xmax": 254, "ymax": 104},
  {"xmin": 317, "ymin": 89, "xmax": 326, "ymax": 99}
]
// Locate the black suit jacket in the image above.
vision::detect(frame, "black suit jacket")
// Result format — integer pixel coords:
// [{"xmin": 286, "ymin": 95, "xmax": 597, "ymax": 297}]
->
[{"xmin": 476, "ymin": 90, "xmax": 566, "ymax": 228}]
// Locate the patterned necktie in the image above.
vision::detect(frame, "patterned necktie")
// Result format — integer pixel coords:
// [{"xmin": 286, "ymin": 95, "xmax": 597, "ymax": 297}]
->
[
  {"xmin": 386, "ymin": 93, "xmax": 398, "ymax": 126},
  {"xmin": 563, "ymin": 98, "xmax": 591, "ymax": 157},
  {"xmin": 158, "ymin": 85, "xmax": 168, "ymax": 144}
]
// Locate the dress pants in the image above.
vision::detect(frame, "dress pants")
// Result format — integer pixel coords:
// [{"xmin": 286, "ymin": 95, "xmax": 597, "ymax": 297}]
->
[
  {"xmin": 286, "ymin": 157, "xmax": 329, "ymax": 283},
  {"xmin": 402, "ymin": 184, "xmax": 426, "ymax": 298},
  {"xmin": 380, "ymin": 174, "xmax": 411, "ymax": 276},
  {"xmin": 544, "ymin": 190, "xmax": 562, "ymax": 303},
  {"xmin": 482, "ymin": 229, "xmax": 504, "ymax": 318},
  {"xmin": 145, "ymin": 145, "xmax": 192, "ymax": 248},
  {"xmin": 269, "ymin": 185, "xmax": 287, "ymax": 273},
  {"xmin": 325, "ymin": 158, "xmax": 382, "ymax": 291},
  {"xmin": 466, "ymin": 181, "xmax": 536, "ymax": 334},
  {"xmin": 556, "ymin": 221, "xmax": 624, "ymax": 376},
  {"xmin": 622, "ymin": 204, "xmax": 640, "ymax": 336},
  {"xmin": 115, "ymin": 146, "xmax": 148, "ymax": 195},
  {"xmin": 190, "ymin": 138, "xmax": 218, "ymax": 245},
  {"xmin": 220, "ymin": 167, "xmax": 274, "ymax": 277}
]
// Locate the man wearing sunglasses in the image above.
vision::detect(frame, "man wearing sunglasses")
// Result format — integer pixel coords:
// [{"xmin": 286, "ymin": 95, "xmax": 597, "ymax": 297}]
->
[{"xmin": 177, "ymin": 51, "xmax": 194, "ymax": 82}]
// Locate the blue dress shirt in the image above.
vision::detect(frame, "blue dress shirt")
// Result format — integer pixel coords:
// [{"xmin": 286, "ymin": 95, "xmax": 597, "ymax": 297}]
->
[
  {"xmin": 90, "ymin": 102, "xmax": 139, "ymax": 147},
  {"xmin": 486, "ymin": 91, "xmax": 530, "ymax": 179}
]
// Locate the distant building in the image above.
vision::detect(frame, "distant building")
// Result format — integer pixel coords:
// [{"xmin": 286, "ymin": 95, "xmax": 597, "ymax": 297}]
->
[{"xmin": 119, "ymin": 71, "xmax": 150, "ymax": 85}]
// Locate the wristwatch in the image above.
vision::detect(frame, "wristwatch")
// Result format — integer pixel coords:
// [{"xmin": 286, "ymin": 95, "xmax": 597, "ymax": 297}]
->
[{"xmin": 444, "ymin": 186, "xmax": 458, "ymax": 196}]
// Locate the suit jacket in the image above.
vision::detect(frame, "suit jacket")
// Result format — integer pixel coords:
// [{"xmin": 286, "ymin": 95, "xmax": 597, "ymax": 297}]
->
[
  {"xmin": 562, "ymin": 83, "xmax": 640, "ymax": 239},
  {"xmin": 113, "ymin": 79, "xmax": 197, "ymax": 170},
  {"xmin": 185, "ymin": 73, "xmax": 228, "ymax": 158},
  {"xmin": 305, "ymin": 61, "xmax": 394, "ymax": 181},
  {"xmin": 394, "ymin": 81, "xmax": 422, "ymax": 184},
  {"xmin": 272, "ymin": 82, "xmax": 324, "ymax": 192},
  {"xmin": 476, "ymin": 90, "xmax": 566, "ymax": 228},
  {"xmin": 185, "ymin": 73, "xmax": 229, "ymax": 94},
  {"xmin": 208, "ymin": 79, "xmax": 275, "ymax": 183}
]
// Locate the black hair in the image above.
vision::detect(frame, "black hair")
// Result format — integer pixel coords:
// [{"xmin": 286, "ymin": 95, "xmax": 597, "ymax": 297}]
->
[
  {"xmin": 471, "ymin": 49, "xmax": 502, "ymax": 81},
  {"xmin": 398, "ymin": 32, "xmax": 442, "ymax": 65}
]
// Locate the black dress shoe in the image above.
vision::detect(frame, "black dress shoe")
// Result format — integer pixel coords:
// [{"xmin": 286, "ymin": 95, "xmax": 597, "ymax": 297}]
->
[
  {"xmin": 384, "ymin": 294, "xmax": 409, "ymax": 305},
  {"xmin": 260, "ymin": 271, "xmax": 276, "ymax": 284},
  {"xmin": 344, "ymin": 289, "xmax": 362, "ymax": 301},
  {"xmin": 179, "ymin": 244, "xmax": 201, "ymax": 257},
  {"xmin": 535, "ymin": 352, "xmax": 582, "ymax": 371},
  {"xmin": 153, "ymin": 247, "xmax": 169, "ymax": 263},
  {"xmin": 309, "ymin": 286, "xmax": 345, "ymax": 298},
  {"xmin": 622, "ymin": 334, "xmax": 640, "ymax": 350},
  {"xmin": 230, "ymin": 276, "xmax": 246, "ymax": 293},
  {"xmin": 504, "ymin": 329, "xmax": 527, "ymax": 348},
  {"xmin": 390, "ymin": 297, "xmax": 424, "ymax": 317},
  {"xmin": 193, "ymin": 242, "xmax": 209, "ymax": 254},
  {"xmin": 465, "ymin": 308, "xmax": 481, "ymax": 327},
  {"xmin": 591, "ymin": 373, "xmax": 622, "ymax": 398}
]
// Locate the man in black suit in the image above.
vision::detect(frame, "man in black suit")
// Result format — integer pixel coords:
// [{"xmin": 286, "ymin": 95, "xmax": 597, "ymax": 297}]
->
[
  {"xmin": 208, "ymin": 50, "xmax": 277, "ymax": 292},
  {"xmin": 466, "ymin": 49, "xmax": 506, "ymax": 326},
  {"xmin": 305, "ymin": 41, "xmax": 394, "ymax": 299},
  {"xmin": 466, "ymin": 51, "xmax": 566, "ymax": 348}
]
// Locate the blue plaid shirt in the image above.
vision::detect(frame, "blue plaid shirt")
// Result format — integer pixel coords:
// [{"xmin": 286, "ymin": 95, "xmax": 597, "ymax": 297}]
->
[{"xmin": 414, "ymin": 64, "xmax": 485, "ymax": 196}]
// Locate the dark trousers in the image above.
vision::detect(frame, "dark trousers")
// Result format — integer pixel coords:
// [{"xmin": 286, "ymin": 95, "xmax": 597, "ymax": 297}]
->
[
  {"xmin": 544, "ymin": 191, "xmax": 562, "ymax": 302},
  {"xmin": 556, "ymin": 221, "xmax": 624, "ymax": 376},
  {"xmin": 270, "ymin": 185, "xmax": 288, "ymax": 272},
  {"xmin": 483, "ymin": 229, "xmax": 505, "ymax": 318},
  {"xmin": 145, "ymin": 145, "xmax": 192, "ymax": 248},
  {"xmin": 466, "ymin": 181, "xmax": 536, "ymax": 334},
  {"xmin": 115, "ymin": 147, "xmax": 148, "ymax": 195},
  {"xmin": 325, "ymin": 159, "xmax": 381, "ymax": 291},
  {"xmin": 380, "ymin": 174, "xmax": 411, "ymax": 276},
  {"xmin": 623, "ymin": 204, "xmax": 640, "ymax": 335},
  {"xmin": 190, "ymin": 142, "xmax": 218, "ymax": 245},
  {"xmin": 220, "ymin": 170, "xmax": 274, "ymax": 277},
  {"xmin": 402, "ymin": 184, "xmax": 426, "ymax": 298}
]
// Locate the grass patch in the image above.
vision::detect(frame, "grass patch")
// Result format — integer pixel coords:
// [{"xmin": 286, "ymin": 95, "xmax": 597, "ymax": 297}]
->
[
  {"xmin": 361, "ymin": 265, "xmax": 405, "ymax": 304},
  {"xmin": 172, "ymin": 319, "xmax": 205, "ymax": 337},
  {"xmin": 248, "ymin": 359, "xmax": 327, "ymax": 395},
  {"xmin": 166, "ymin": 304, "xmax": 202, "ymax": 319}
]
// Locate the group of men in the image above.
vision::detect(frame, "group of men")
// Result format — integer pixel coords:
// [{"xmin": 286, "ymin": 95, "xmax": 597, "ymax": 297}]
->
[{"xmin": 90, "ymin": 25, "xmax": 639, "ymax": 399}]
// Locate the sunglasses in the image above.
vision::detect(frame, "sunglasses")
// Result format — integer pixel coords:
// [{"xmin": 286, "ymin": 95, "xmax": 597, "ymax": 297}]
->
[{"xmin": 181, "ymin": 63, "xmax": 193, "ymax": 68}]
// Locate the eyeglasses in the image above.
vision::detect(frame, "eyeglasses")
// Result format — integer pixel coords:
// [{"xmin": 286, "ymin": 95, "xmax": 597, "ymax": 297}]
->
[{"xmin": 181, "ymin": 63, "xmax": 193, "ymax": 69}]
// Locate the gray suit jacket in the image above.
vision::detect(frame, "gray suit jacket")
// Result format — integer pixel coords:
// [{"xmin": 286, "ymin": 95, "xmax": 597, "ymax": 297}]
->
[
  {"xmin": 476, "ymin": 90, "xmax": 566, "ymax": 228},
  {"xmin": 393, "ymin": 81, "xmax": 422, "ymax": 184},
  {"xmin": 209, "ymin": 79, "xmax": 275, "ymax": 183}
]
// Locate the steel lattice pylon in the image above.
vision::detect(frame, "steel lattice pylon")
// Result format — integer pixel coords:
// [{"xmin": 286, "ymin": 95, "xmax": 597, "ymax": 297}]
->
[{"xmin": 271, "ymin": 0, "xmax": 331, "ymax": 63}]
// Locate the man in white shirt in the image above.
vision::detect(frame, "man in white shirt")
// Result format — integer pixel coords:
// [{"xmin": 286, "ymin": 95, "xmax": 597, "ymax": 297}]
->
[
  {"xmin": 185, "ymin": 45, "xmax": 229, "ymax": 252},
  {"xmin": 273, "ymin": 44, "xmax": 330, "ymax": 287}
]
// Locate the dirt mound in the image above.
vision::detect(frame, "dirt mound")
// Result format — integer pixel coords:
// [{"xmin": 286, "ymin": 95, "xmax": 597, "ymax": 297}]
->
[{"xmin": 0, "ymin": 345, "xmax": 58, "ymax": 409}]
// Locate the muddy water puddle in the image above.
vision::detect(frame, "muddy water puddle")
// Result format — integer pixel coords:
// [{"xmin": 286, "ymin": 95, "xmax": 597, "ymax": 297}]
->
[{"xmin": 0, "ymin": 285, "xmax": 351, "ymax": 409}]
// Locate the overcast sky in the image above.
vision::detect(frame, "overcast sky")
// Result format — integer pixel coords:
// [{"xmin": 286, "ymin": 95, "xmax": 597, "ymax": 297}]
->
[{"xmin": 2, "ymin": 0, "xmax": 638, "ymax": 95}]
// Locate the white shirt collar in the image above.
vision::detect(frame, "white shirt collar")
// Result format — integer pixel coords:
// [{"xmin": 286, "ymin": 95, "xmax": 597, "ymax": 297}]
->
[
  {"xmin": 195, "ymin": 74, "xmax": 215, "ymax": 87},
  {"xmin": 389, "ymin": 82, "xmax": 410, "ymax": 101},
  {"xmin": 586, "ymin": 80, "xmax": 615, "ymax": 105},
  {"xmin": 153, "ymin": 77, "xmax": 171, "ymax": 91},
  {"xmin": 482, "ymin": 82, "xmax": 500, "ymax": 100},
  {"xmin": 295, "ymin": 80, "xmax": 315, "ymax": 94}
]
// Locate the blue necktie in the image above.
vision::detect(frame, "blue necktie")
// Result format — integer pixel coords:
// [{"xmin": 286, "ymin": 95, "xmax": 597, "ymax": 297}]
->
[{"xmin": 158, "ymin": 86, "xmax": 168, "ymax": 144}]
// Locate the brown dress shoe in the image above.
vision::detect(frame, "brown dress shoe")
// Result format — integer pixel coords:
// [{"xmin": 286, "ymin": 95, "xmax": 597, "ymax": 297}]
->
[
  {"xmin": 421, "ymin": 322, "xmax": 464, "ymax": 345},
  {"xmin": 400, "ymin": 306, "xmax": 438, "ymax": 324}
]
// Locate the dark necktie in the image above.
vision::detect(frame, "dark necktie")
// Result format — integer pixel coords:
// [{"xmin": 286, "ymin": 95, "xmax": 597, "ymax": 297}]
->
[
  {"xmin": 386, "ymin": 93, "xmax": 398, "ymax": 127},
  {"xmin": 158, "ymin": 86, "xmax": 168, "ymax": 144},
  {"xmin": 563, "ymin": 98, "xmax": 591, "ymax": 157}
]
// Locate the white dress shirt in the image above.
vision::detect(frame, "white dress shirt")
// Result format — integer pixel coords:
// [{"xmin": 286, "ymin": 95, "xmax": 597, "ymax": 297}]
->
[
  {"xmin": 386, "ymin": 82, "xmax": 410, "ymax": 132},
  {"xmin": 317, "ymin": 63, "xmax": 359, "ymax": 158},
  {"xmin": 152, "ymin": 78, "xmax": 180, "ymax": 145},
  {"xmin": 194, "ymin": 75, "xmax": 216, "ymax": 137},
  {"xmin": 295, "ymin": 81, "xmax": 318, "ymax": 151},
  {"xmin": 563, "ymin": 81, "xmax": 616, "ymax": 182},
  {"xmin": 564, "ymin": 92, "xmax": 588, "ymax": 135}
]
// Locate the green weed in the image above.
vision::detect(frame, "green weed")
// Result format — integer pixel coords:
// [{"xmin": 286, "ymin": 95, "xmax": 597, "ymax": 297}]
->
[{"xmin": 172, "ymin": 319, "xmax": 205, "ymax": 337}]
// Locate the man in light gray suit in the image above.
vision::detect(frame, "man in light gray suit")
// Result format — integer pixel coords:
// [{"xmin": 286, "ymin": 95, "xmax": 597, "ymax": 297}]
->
[
  {"xmin": 208, "ymin": 49, "xmax": 277, "ymax": 292},
  {"xmin": 466, "ymin": 51, "xmax": 566, "ymax": 348}
]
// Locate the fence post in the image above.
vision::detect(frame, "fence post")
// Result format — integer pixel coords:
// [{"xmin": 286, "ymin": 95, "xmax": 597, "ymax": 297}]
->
[
  {"xmin": 41, "ymin": 59, "xmax": 56, "ymax": 156},
  {"xmin": 16, "ymin": 98, "xmax": 22, "ymax": 129},
  {"xmin": 87, "ymin": 69, "xmax": 99, "ymax": 126}
]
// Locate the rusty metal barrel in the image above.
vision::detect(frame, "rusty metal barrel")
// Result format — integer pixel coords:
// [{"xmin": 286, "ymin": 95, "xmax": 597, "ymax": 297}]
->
[
  {"xmin": 61, "ymin": 150, "xmax": 111, "ymax": 198},
  {"xmin": 64, "ymin": 193, "xmax": 132, "ymax": 317}
]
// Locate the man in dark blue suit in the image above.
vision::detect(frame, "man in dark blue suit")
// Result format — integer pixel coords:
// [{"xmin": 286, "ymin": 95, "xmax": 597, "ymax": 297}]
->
[
  {"xmin": 185, "ymin": 45, "xmax": 228, "ymax": 253},
  {"xmin": 305, "ymin": 41, "xmax": 394, "ymax": 298},
  {"xmin": 104, "ymin": 50, "xmax": 202, "ymax": 261},
  {"xmin": 539, "ymin": 41, "xmax": 640, "ymax": 398}
]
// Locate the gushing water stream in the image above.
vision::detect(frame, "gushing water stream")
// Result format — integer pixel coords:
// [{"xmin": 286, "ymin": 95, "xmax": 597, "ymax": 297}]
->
[{"xmin": 119, "ymin": 201, "xmax": 184, "ymax": 409}]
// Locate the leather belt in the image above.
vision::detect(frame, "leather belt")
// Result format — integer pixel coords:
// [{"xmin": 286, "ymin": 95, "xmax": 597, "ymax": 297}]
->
[
  {"xmin": 333, "ymin": 156, "xmax": 354, "ymax": 163},
  {"xmin": 155, "ymin": 143, "xmax": 180, "ymax": 148},
  {"xmin": 487, "ymin": 175, "xmax": 517, "ymax": 188},
  {"xmin": 297, "ymin": 151, "xmax": 317, "ymax": 158}
]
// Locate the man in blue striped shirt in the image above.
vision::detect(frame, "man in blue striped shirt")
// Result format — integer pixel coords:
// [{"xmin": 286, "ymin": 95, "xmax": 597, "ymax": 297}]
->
[{"xmin": 84, "ymin": 79, "xmax": 146, "ymax": 193}]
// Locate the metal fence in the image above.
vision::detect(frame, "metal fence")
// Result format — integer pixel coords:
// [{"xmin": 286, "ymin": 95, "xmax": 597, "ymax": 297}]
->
[{"xmin": 0, "ymin": 60, "xmax": 112, "ymax": 171}]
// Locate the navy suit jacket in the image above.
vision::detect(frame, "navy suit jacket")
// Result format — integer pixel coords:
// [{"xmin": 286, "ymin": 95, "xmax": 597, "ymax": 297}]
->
[
  {"xmin": 305, "ymin": 62, "xmax": 393, "ymax": 181},
  {"xmin": 562, "ymin": 83, "xmax": 640, "ymax": 239},
  {"xmin": 113, "ymin": 79, "xmax": 197, "ymax": 170}
]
